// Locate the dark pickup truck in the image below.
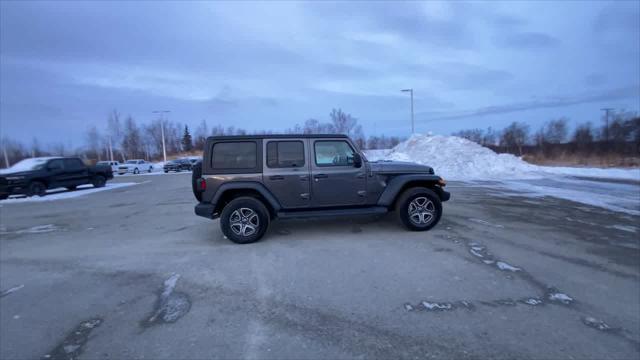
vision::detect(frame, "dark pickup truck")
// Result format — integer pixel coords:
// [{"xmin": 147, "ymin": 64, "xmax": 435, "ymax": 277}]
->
[{"xmin": 0, "ymin": 157, "xmax": 114, "ymax": 199}]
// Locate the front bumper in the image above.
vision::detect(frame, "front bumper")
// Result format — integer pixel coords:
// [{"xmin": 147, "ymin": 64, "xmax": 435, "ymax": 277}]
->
[
  {"xmin": 195, "ymin": 203, "xmax": 216, "ymax": 219},
  {"xmin": 440, "ymin": 190, "xmax": 451, "ymax": 202}
]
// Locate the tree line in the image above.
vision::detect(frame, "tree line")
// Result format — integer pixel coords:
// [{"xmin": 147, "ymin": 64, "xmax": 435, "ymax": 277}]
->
[
  {"xmin": 1, "ymin": 108, "xmax": 404, "ymax": 167},
  {"xmin": 452, "ymin": 110, "xmax": 640, "ymax": 165}
]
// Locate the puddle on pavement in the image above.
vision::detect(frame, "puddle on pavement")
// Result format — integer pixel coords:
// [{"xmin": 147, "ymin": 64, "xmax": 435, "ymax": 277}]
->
[
  {"xmin": 141, "ymin": 273, "xmax": 191, "ymax": 328},
  {"xmin": 42, "ymin": 318, "xmax": 102, "ymax": 360}
]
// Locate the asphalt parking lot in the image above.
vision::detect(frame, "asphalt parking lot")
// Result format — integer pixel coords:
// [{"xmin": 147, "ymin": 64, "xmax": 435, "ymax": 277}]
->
[{"xmin": 1, "ymin": 174, "xmax": 639, "ymax": 359}]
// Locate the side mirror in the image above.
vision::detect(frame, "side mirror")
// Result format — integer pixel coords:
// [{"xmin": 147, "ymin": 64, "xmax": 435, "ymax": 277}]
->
[{"xmin": 353, "ymin": 153, "xmax": 362, "ymax": 168}]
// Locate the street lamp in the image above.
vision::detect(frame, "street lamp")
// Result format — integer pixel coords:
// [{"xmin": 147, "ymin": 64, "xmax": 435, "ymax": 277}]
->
[
  {"xmin": 401, "ymin": 89, "xmax": 414, "ymax": 134},
  {"xmin": 152, "ymin": 110, "xmax": 171, "ymax": 163}
]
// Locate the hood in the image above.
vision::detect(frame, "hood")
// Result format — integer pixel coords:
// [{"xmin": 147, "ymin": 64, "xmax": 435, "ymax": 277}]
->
[{"xmin": 368, "ymin": 160, "xmax": 434, "ymax": 175}]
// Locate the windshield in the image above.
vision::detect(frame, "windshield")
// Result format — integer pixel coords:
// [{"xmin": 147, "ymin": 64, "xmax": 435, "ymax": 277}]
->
[
  {"xmin": 126, "ymin": 160, "xmax": 137, "ymax": 164},
  {"xmin": 97, "ymin": 161, "xmax": 109, "ymax": 165},
  {"xmin": 0, "ymin": 158, "xmax": 50, "ymax": 173}
]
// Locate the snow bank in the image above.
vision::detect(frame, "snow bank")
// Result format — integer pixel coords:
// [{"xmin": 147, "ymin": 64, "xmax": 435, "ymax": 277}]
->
[
  {"xmin": 365, "ymin": 134, "xmax": 640, "ymax": 182},
  {"xmin": 368, "ymin": 134, "xmax": 538, "ymax": 180}
]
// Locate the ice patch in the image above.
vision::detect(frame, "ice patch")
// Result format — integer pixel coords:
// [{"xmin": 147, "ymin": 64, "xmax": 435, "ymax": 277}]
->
[
  {"xmin": 496, "ymin": 261, "xmax": 521, "ymax": 272},
  {"xmin": 547, "ymin": 291, "xmax": 574, "ymax": 305},
  {"xmin": 582, "ymin": 316, "xmax": 614, "ymax": 332},
  {"xmin": 521, "ymin": 298, "xmax": 544, "ymax": 306},
  {"xmin": 607, "ymin": 225, "xmax": 637, "ymax": 233},
  {"xmin": 0, "ymin": 284, "xmax": 24, "ymax": 298},
  {"xmin": 469, "ymin": 218, "xmax": 504, "ymax": 228},
  {"xmin": 144, "ymin": 273, "xmax": 191, "ymax": 326},
  {"xmin": 1, "ymin": 224, "xmax": 59, "ymax": 235},
  {"xmin": 421, "ymin": 301, "xmax": 453, "ymax": 311}
]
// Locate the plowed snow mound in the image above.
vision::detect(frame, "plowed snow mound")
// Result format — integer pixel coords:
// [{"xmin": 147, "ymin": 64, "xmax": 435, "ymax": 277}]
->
[{"xmin": 369, "ymin": 134, "xmax": 538, "ymax": 180}]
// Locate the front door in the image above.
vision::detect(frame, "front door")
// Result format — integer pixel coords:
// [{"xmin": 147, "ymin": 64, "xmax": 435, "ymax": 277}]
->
[
  {"xmin": 262, "ymin": 139, "xmax": 310, "ymax": 209},
  {"xmin": 310, "ymin": 139, "xmax": 366, "ymax": 207}
]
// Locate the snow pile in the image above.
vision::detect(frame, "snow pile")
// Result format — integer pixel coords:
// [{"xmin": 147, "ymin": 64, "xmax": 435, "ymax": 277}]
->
[{"xmin": 374, "ymin": 134, "xmax": 538, "ymax": 180}]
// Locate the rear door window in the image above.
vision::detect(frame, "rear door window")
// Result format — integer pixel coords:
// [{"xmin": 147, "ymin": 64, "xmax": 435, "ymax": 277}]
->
[
  {"xmin": 63, "ymin": 158, "xmax": 85, "ymax": 170},
  {"xmin": 266, "ymin": 141, "xmax": 304, "ymax": 168},
  {"xmin": 212, "ymin": 142, "xmax": 257, "ymax": 169}
]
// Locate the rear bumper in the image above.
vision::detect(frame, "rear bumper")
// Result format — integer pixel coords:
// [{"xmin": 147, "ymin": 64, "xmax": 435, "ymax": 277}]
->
[{"xmin": 195, "ymin": 202, "xmax": 216, "ymax": 219}]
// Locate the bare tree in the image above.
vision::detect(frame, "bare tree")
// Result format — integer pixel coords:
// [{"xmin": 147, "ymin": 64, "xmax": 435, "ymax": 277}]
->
[
  {"xmin": 572, "ymin": 122, "xmax": 594, "ymax": 154},
  {"xmin": 122, "ymin": 116, "xmax": 142, "ymax": 160},
  {"xmin": 500, "ymin": 122, "xmax": 529, "ymax": 155},
  {"xmin": 543, "ymin": 118, "xmax": 568, "ymax": 144},
  {"xmin": 194, "ymin": 119, "xmax": 209, "ymax": 150},
  {"xmin": 330, "ymin": 109, "xmax": 357, "ymax": 136},
  {"xmin": 85, "ymin": 126, "xmax": 102, "ymax": 161}
]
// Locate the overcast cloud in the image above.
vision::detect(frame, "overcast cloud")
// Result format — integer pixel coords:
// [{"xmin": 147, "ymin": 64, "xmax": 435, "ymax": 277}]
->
[{"xmin": 1, "ymin": 0, "xmax": 638, "ymax": 144}]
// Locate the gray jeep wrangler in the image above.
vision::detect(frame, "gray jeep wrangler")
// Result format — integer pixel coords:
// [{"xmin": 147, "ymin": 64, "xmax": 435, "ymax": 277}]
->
[{"xmin": 192, "ymin": 134, "xmax": 450, "ymax": 244}]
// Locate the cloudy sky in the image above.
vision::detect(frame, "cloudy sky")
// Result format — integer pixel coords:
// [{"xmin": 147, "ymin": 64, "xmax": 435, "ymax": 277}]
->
[{"xmin": 1, "ymin": 0, "xmax": 638, "ymax": 145}]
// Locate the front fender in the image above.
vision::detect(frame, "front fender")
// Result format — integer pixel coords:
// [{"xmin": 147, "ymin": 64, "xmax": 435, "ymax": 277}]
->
[{"xmin": 377, "ymin": 174, "xmax": 443, "ymax": 207}]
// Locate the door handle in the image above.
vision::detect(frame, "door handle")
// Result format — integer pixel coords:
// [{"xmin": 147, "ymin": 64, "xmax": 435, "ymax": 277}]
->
[
  {"xmin": 269, "ymin": 175, "xmax": 284, "ymax": 180},
  {"xmin": 313, "ymin": 174, "xmax": 328, "ymax": 180}
]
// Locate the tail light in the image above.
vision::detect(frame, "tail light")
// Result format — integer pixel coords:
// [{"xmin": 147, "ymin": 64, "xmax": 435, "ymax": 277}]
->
[{"xmin": 198, "ymin": 178, "xmax": 206, "ymax": 191}]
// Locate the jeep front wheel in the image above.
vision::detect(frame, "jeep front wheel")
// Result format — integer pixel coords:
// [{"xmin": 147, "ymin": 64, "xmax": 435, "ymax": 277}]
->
[
  {"xmin": 220, "ymin": 197, "xmax": 270, "ymax": 244},
  {"xmin": 396, "ymin": 187, "xmax": 442, "ymax": 231}
]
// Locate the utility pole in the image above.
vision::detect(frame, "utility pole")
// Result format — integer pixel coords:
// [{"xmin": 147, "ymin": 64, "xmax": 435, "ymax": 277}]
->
[
  {"xmin": 2, "ymin": 145, "xmax": 9, "ymax": 168},
  {"xmin": 600, "ymin": 108, "xmax": 614, "ymax": 143},
  {"xmin": 152, "ymin": 110, "xmax": 171, "ymax": 163},
  {"xmin": 401, "ymin": 89, "xmax": 414, "ymax": 134}
]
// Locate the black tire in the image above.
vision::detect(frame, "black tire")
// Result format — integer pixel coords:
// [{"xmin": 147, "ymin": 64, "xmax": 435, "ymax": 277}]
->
[
  {"xmin": 92, "ymin": 175, "xmax": 106, "ymax": 188},
  {"xmin": 191, "ymin": 161, "xmax": 203, "ymax": 201},
  {"xmin": 220, "ymin": 197, "xmax": 270, "ymax": 244},
  {"xmin": 0, "ymin": 194, "xmax": 8, "ymax": 200},
  {"xmin": 66, "ymin": 186, "xmax": 77, "ymax": 191},
  {"xmin": 148, "ymin": 167, "xmax": 153, "ymax": 173},
  {"xmin": 133, "ymin": 168, "xmax": 140, "ymax": 174},
  {"xmin": 164, "ymin": 170, "xmax": 168, "ymax": 173},
  {"xmin": 27, "ymin": 181, "xmax": 46, "ymax": 197},
  {"xmin": 396, "ymin": 187, "xmax": 442, "ymax": 231}
]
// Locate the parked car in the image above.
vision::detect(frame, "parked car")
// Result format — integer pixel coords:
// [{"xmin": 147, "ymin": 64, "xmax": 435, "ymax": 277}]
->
[
  {"xmin": 0, "ymin": 157, "xmax": 114, "ymax": 199},
  {"xmin": 117, "ymin": 159, "xmax": 153, "ymax": 175},
  {"xmin": 97, "ymin": 161, "xmax": 120, "ymax": 173},
  {"xmin": 188, "ymin": 157, "xmax": 201, "ymax": 166},
  {"xmin": 192, "ymin": 134, "xmax": 450, "ymax": 244},
  {"xmin": 163, "ymin": 158, "xmax": 192, "ymax": 173}
]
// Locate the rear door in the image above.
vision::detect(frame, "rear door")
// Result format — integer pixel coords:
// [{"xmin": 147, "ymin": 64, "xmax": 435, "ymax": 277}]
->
[
  {"xmin": 263, "ymin": 139, "xmax": 310, "ymax": 209},
  {"xmin": 46, "ymin": 159, "xmax": 66, "ymax": 187},
  {"xmin": 310, "ymin": 138, "xmax": 366, "ymax": 207},
  {"xmin": 63, "ymin": 158, "xmax": 89, "ymax": 185}
]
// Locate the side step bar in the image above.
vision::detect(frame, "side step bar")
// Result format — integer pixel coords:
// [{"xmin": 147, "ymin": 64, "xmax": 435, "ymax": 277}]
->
[{"xmin": 277, "ymin": 206, "xmax": 388, "ymax": 219}]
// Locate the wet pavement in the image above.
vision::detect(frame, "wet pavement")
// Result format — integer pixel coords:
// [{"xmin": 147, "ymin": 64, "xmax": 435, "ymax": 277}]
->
[{"xmin": 1, "ymin": 173, "xmax": 638, "ymax": 359}]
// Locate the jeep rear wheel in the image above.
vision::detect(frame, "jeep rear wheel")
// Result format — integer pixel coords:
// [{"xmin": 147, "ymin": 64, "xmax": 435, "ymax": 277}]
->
[
  {"xmin": 396, "ymin": 187, "xmax": 442, "ymax": 231},
  {"xmin": 220, "ymin": 197, "xmax": 269, "ymax": 244}
]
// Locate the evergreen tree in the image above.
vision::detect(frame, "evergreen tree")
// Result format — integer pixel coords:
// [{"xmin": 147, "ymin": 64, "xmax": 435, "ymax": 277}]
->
[{"xmin": 182, "ymin": 125, "xmax": 193, "ymax": 152}]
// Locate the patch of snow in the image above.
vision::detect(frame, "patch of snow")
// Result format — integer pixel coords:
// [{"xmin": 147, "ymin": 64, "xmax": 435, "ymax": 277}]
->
[
  {"xmin": 496, "ymin": 261, "xmax": 521, "ymax": 272},
  {"xmin": 548, "ymin": 292, "xmax": 574, "ymax": 304},
  {"xmin": 522, "ymin": 298, "xmax": 543, "ymax": 306},
  {"xmin": 582, "ymin": 316, "xmax": 613, "ymax": 331},
  {"xmin": 469, "ymin": 218, "xmax": 504, "ymax": 228},
  {"xmin": 607, "ymin": 224, "xmax": 637, "ymax": 233},
  {"xmin": 0, "ymin": 284, "xmax": 24, "ymax": 298},
  {"xmin": 421, "ymin": 301, "xmax": 453, "ymax": 311},
  {"xmin": 1, "ymin": 224, "xmax": 59, "ymax": 235},
  {"xmin": 542, "ymin": 167, "xmax": 640, "ymax": 181},
  {"xmin": 0, "ymin": 182, "xmax": 137, "ymax": 204}
]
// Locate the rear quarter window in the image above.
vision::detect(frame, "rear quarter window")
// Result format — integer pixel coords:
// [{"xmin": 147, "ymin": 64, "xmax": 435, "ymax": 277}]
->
[{"xmin": 212, "ymin": 142, "xmax": 257, "ymax": 169}]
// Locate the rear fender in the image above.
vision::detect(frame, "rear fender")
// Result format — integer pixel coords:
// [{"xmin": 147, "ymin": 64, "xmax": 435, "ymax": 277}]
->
[{"xmin": 211, "ymin": 181, "xmax": 282, "ymax": 213}]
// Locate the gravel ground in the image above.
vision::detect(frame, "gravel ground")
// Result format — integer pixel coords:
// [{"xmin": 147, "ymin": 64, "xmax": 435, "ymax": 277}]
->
[{"xmin": 1, "ymin": 173, "xmax": 638, "ymax": 359}]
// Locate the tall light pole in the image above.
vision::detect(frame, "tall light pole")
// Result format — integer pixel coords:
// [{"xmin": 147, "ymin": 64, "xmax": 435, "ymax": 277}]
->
[
  {"xmin": 401, "ymin": 89, "xmax": 414, "ymax": 134},
  {"xmin": 152, "ymin": 110, "xmax": 171, "ymax": 163}
]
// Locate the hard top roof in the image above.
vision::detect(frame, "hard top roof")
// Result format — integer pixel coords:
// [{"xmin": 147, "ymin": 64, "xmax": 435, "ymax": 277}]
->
[{"xmin": 206, "ymin": 134, "xmax": 349, "ymax": 140}]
